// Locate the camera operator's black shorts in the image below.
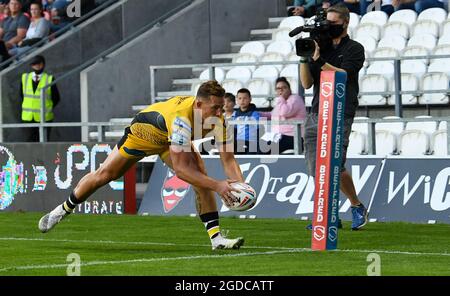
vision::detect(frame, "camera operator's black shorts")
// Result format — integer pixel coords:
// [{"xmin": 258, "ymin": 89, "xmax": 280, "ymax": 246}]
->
[{"xmin": 304, "ymin": 113, "xmax": 353, "ymax": 177}]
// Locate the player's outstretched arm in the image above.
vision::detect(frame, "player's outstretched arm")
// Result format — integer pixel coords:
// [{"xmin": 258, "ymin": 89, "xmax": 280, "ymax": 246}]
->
[{"xmin": 218, "ymin": 142, "xmax": 244, "ymax": 183}]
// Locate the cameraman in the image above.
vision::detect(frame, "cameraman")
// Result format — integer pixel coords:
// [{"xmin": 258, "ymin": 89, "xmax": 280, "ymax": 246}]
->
[{"xmin": 299, "ymin": 3, "xmax": 368, "ymax": 230}]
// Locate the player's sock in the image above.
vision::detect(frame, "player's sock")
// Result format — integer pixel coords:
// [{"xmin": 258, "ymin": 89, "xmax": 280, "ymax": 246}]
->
[
  {"xmin": 62, "ymin": 192, "xmax": 82, "ymax": 214},
  {"xmin": 200, "ymin": 212, "xmax": 221, "ymax": 240}
]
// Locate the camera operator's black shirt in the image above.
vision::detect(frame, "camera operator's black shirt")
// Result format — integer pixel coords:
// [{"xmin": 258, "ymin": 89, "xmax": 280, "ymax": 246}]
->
[{"xmin": 308, "ymin": 35, "xmax": 365, "ymax": 119}]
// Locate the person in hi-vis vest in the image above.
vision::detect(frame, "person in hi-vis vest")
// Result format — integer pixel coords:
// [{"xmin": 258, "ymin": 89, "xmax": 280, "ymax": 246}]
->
[{"xmin": 20, "ymin": 55, "xmax": 60, "ymax": 141}]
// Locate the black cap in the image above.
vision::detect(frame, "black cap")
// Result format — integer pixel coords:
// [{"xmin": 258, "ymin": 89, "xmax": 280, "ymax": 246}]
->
[{"xmin": 30, "ymin": 55, "xmax": 45, "ymax": 66}]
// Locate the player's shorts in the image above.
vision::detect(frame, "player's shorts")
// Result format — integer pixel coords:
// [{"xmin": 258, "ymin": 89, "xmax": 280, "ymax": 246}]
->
[
  {"xmin": 304, "ymin": 113, "xmax": 353, "ymax": 177},
  {"xmin": 117, "ymin": 123, "xmax": 170, "ymax": 161}
]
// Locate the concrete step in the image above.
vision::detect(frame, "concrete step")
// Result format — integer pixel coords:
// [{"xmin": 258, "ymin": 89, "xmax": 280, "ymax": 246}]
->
[
  {"xmin": 132, "ymin": 105, "xmax": 148, "ymax": 112},
  {"xmin": 230, "ymin": 39, "xmax": 272, "ymax": 53},
  {"xmin": 250, "ymin": 28, "xmax": 276, "ymax": 40},
  {"xmin": 268, "ymin": 17, "xmax": 284, "ymax": 29},
  {"xmin": 211, "ymin": 53, "xmax": 236, "ymax": 62},
  {"xmin": 172, "ymin": 78, "xmax": 202, "ymax": 86},
  {"xmin": 157, "ymin": 90, "xmax": 194, "ymax": 98}
]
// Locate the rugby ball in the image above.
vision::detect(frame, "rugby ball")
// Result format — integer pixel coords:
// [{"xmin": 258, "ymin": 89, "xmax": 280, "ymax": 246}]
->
[{"xmin": 227, "ymin": 182, "xmax": 257, "ymax": 211}]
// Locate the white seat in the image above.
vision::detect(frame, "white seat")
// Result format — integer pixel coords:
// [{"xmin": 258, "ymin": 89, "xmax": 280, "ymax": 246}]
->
[
  {"xmin": 438, "ymin": 120, "xmax": 447, "ymax": 130},
  {"xmin": 406, "ymin": 115, "xmax": 437, "ymax": 133},
  {"xmin": 252, "ymin": 65, "xmax": 279, "ymax": 84},
  {"xmin": 431, "ymin": 130, "xmax": 447, "ymax": 156},
  {"xmin": 383, "ymin": 22, "xmax": 409, "ymax": 39},
  {"xmin": 366, "ymin": 61, "xmax": 395, "ymax": 80},
  {"xmin": 419, "ymin": 72, "xmax": 450, "ymax": 105},
  {"xmin": 388, "ymin": 73, "xmax": 420, "ymax": 105},
  {"xmin": 352, "ymin": 116, "xmax": 370, "ymax": 134},
  {"xmin": 407, "ymin": 34, "xmax": 437, "ymax": 51},
  {"xmin": 239, "ymin": 41, "xmax": 266, "ymax": 57},
  {"xmin": 399, "ymin": 130, "xmax": 430, "ymax": 155},
  {"xmin": 198, "ymin": 67, "xmax": 225, "ymax": 82},
  {"xmin": 285, "ymin": 76, "xmax": 299, "ymax": 94},
  {"xmin": 279, "ymin": 64, "xmax": 299, "ymax": 79},
  {"xmin": 304, "ymin": 86, "xmax": 313, "ymax": 107},
  {"xmin": 400, "ymin": 60, "xmax": 427, "ymax": 79},
  {"xmin": 412, "ymin": 20, "xmax": 440, "ymax": 38},
  {"xmin": 266, "ymin": 40, "xmax": 293, "ymax": 57},
  {"xmin": 349, "ymin": 12, "xmax": 360, "ymax": 30},
  {"xmin": 221, "ymin": 79, "xmax": 244, "ymax": 95},
  {"xmin": 378, "ymin": 35, "xmax": 407, "ymax": 52},
  {"xmin": 354, "ymin": 35, "xmax": 377, "ymax": 55},
  {"xmin": 360, "ymin": 10, "xmax": 388, "ymax": 27},
  {"xmin": 355, "ymin": 23, "xmax": 382, "ymax": 41},
  {"xmin": 428, "ymin": 59, "xmax": 450, "ymax": 76},
  {"xmin": 348, "ymin": 131, "xmax": 367, "ymax": 155},
  {"xmin": 372, "ymin": 47, "xmax": 399, "ymax": 64},
  {"xmin": 375, "ymin": 130, "xmax": 397, "ymax": 155},
  {"xmin": 402, "ymin": 46, "xmax": 429, "ymax": 65},
  {"xmin": 359, "ymin": 74, "xmax": 388, "ymax": 106},
  {"xmin": 279, "ymin": 16, "xmax": 305, "ymax": 30},
  {"xmin": 440, "ymin": 20, "xmax": 450, "ymax": 37},
  {"xmin": 232, "ymin": 53, "xmax": 258, "ymax": 71},
  {"xmin": 287, "ymin": 52, "xmax": 301, "ymax": 62},
  {"xmin": 388, "ymin": 9, "xmax": 417, "ymax": 26},
  {"xmin": 433, "ymin": 44, "xmax": 450, "ymax": 56},
  {"xmin": 438, "ymin": 34, "xmax": 450, "ymax": 46},
  {"xmin": 246, "ymin": 78, "xmax": 271, "ymax": 108},
  {"xmin": 418, "ymin": 7, "xmax": 447, "ymax": 23},
  {"xmin": 225, "ymin": 67, "xmax": 252, "ymax": 84},
  {"xmin": 376, "ymin": 116, "xmax": 404, "ymax": 135},
  {"xmin": 191, "ymin": 81, "xmax": 202, "ymax": 95},
  {"xmin": 272, "ymin": 27, "xmax": 292, "ymax": 42},
  {"xmin": 259, "ymin": 52, "xmax": 285, "ymax": 71}
]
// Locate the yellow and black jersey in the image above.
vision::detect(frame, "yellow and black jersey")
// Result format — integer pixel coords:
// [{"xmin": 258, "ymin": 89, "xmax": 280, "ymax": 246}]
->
[{"xmin": 118, "ymin": 96, "xmax": 231, "ymax": 159}]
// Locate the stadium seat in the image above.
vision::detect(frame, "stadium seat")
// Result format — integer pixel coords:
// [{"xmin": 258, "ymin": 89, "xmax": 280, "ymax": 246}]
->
[
  {"xmin": 359, "ymin": 74, "xmax": 388, "ymax": 105},
  {"xmin": 372, "ymin": 47, "xmax": 400, "ymax": 64},
  {"xmin": 419, "ymin": 72, "xmax": 450, "ymax": 105},
  {"xmin": 411, "ymin": 20, "xmax": 440, "ymax": 38},
  {"xmin": 221, "ymin": 79, "xmax": 244, "ymax": 95},
  {"xmin": 431, "ymin": 130, "xmax": 447, "ymax": 156},
  {"xmin": 349, "ymin": 12, "xmax": 360, "ymax": 30},
  {"xmin": 406, "ymin": 115, "xmax": 437, "ymax": 133},
  {"xmin": 252, "ymin": 65, "xmax": 279, "ymax": 84},
  {"xmin": 388, "ymin": 9, "xmax": 417, "ymax": 26},
  {"xmin": 387, "ymin": 73, "xmax": 420, "ymax": 105},
  {"xmin": 375, "ymin": 130, "xmax": 397, "ymax": 155},
  {"xmin": 399, "ymin": 130, "xmax": 430, "ymax": 155},
  {"xmin": 285, "ymin": 76, "xmax": 299, "ymax": 94},
  {"xmin": 259, "ymin": 52, "xmax": 285, "ymax": 71},
  {"xmin": 287, "ymin": 52, "xmax": 301, "ymax": 62},
  {"xmin": 400, "ymin": 59, "xmax": 427, "ymax": 79},
  {"xmin": 437, "ymin": 34, "xmax": 450, "ymax": 46},
  {"xmin": 378, "ymin": 35, "xmax": 407, "ymax": 52},
  {"xmin": 304, "ymin": 87, "xmax": 313, "ymax": 107},
  {"xmin": 366, "ymin": 61, "xmax": 395, "ymax": 80},
  {"xmin": 232, "ymin": 53, "xmax": 258, "ymax": 71},
  {"xmin": 354, "ymin": 35, "xmax": 377, "ymax": 55},
  {"xmin": 360, "ymin": 10, "xmax": 388, "ymax": 27},
  {"xmin": 272, "ymin": 27, "xmax": 292, "ymax": 42},
  {"xmin": 198, "ymin": 67, "xmax": 225, "ymax": 82},
  {"xmin": 428, "ymin": 59, "xmax": 450, "ymax": 76},
  {"xmin": 383, "ymin": 21, "xmax": 410, "ymax": 39},
  {"xmin": 279, "ymin": 64, "xmax": 299, "ymax": 79},
  {"xmin": 247, "ymin": 78, "xmax": 271, "ymax": 108},
  {"xmin": 438, "ymin": 120, "xmax": 447, "ymax": 130},
  {"xmin": 417, "ymin": 7, "xmax": 447, "ymax": 23},
  {"xmin": 225, "ymin": 67, "xmax": 252, "ymax": 84},
  {"xmin": 239, "ymin": 41, "xmax": 266, "ymax": 57},
  {"xmin": 407, "ymin": 34, "xmax": 437, "ymax": 51},
  {"xmin": 433, "ymin": 44, "xmax": 450, "ymax": 60},
  {"xmin": 402, "ymin": 46, "xmax": 429, "ymax": 65},
  {"xmin": 355, "ymin": 23, "xmax": 382, "ymax": 41},
  {"xmin": 440, "ymin": 20, "xmax": 450, "ymax": 37},
  {"xmin": 266, "ymin": 40, "xmax": 293, "ymax": 57},
  {"xmin": 376, "ymin": 116, "xmax": 405, "ymax": 136},
  {"xmin": 348, "ymin": 131, "xmax": 367, "ymax": 155},
  {"xmin": 278, "ymin": 16, "xmax": 305, "ymax": 30}
]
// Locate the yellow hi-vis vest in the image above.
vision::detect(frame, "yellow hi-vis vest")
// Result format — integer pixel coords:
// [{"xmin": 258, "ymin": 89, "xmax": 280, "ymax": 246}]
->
[{"xmin": 21, "ymin": 72, "xmax": 54, "ymax": 122}]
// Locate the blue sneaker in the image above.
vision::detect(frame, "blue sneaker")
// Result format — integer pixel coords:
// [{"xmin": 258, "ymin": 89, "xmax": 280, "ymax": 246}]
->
[
  {"xmin": 306, "ymin": 219, "xmax": 342, "ymax": 230},
  {"xmin": 351, "ymin": 204, "xmax": 368, "ymax": 230}
]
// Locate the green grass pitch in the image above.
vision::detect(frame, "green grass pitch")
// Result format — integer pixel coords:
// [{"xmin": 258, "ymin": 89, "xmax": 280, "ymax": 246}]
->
[{"xmin": 0, "ymin": 212, "xmax": 449, "ymax": 276}]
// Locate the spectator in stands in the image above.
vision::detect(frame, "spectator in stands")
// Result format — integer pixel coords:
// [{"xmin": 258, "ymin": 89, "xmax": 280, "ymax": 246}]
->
[
  {"xmin": 299, "ymin": 3, "xmax": 368, "ymax": 230},
  {"xmin": 223, "ymin": 92, "xmax": 236, "ymax": 121},
  {"xmin": 393, "ymin": 0, "xmax": 445, "ymax": 13},
  {"xmin": 20, "ymin": 55, "xmax": 60, "ymax": 141},
  {"xmin": 260, "ymin": 77, "xmax": 306, "ymax": 154},
  {"xmin": 232, "ymin": 88, "xmax": 261, "ymax": 154},
  {"xmin": 0, "ymin": 0, "xmax": 30, "ymax": 62},
  {"xmin": 0, "ymin": 2, "xmax": 10, "ymax": 22},
  {"xmin": 289, "ymin": 0, "xmax": 324, "ymax": 17},
  {"xmin": 50, "ymin": 0, "xmax": 72, "ymax": 33},
  {"xmin": 343, "ymin": 0, "xmax": 395, "ymax": 16},
  {"xmin": 9, "ymin": 1, "xmax": 50, "ymax": 56}
]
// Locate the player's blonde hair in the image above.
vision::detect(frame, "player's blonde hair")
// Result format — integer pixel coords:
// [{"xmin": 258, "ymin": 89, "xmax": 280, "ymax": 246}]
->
[{"xmin": 196, "ymin": 80, "xmax": 225, "ymax": 100}]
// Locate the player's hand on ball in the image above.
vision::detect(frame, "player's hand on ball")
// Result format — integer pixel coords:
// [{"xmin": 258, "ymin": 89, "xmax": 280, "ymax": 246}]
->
[{"xmin": 215, "ymin": 180, "xmax": 240, "ymax": 207}]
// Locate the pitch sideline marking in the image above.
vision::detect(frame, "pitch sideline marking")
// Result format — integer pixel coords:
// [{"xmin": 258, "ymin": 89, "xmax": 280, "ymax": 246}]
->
[{"xmin": 0, "ymin": 249, "xmax": 305, "ymax": 272}]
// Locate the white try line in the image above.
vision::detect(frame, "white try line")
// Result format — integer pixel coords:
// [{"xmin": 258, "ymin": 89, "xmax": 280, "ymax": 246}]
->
[{"xmin": 0, "ymin": 249, "xmax": 306, "ymax": 273}]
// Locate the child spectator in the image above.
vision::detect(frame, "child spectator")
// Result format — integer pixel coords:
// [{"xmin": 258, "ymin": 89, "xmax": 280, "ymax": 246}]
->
[
  {"xmin": 232, "ymin": 88, "xmax": 261, "ymax": 154},
  {"xmin": 223, "ymin": 92, "xmax": 236, "ymax": 121}
]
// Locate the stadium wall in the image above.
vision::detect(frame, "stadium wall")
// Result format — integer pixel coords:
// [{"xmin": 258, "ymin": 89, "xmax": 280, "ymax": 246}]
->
[
  {"xmin": 0, "ymin": 0, "xmax": 190, "ymax": 142},
  {"xmin": 80, "ymin": 0, "xmax": 286, "ymax": 126}
]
